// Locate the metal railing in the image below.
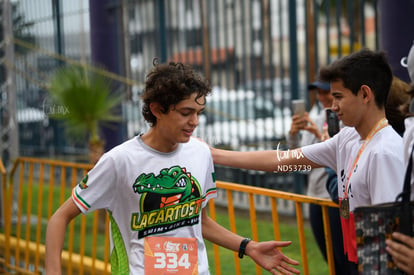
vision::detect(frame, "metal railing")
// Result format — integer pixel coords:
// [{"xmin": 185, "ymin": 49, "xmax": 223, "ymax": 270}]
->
[{"xmin": 0, "ymin": 157, "xmax": 338, "ymax": 275}]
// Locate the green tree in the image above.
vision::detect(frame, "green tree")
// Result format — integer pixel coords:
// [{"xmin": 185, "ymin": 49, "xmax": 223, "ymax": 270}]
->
[{"xmin": 47, "ymin": 65, "xmax": 123, "ymax": 163}]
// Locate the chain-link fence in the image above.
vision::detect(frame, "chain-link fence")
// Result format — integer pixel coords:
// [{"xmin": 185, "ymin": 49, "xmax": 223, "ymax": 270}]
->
[{"xmin": 0, "ymin": 0, "xmax": 378, "ymax": 193}]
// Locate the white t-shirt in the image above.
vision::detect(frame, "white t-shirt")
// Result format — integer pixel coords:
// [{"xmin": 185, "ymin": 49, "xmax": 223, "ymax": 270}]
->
[
  {"xmin": 72, "ymin": 136, "xmax": 217, "ymax": 274},
  {"xmin": 302, "ymin": 125, "xmax": 404, "ymax": 262}
]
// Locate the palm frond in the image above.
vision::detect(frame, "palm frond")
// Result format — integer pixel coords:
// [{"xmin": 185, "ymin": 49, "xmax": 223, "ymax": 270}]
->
[{"xmin": 47, "ymin": 65, "xmax": 123, "ymax": 144}]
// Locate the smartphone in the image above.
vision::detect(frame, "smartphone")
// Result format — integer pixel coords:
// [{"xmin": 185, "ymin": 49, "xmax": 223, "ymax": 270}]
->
[
  {"xmin": 326, "ymin": 108, "xmax": 340, "ymax": 137},
  {"xmin": 291, "ymin": 99, "xmax": 306, "ymax": 117}
]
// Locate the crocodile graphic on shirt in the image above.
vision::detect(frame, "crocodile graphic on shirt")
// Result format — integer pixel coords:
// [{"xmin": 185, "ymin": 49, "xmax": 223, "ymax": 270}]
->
[
  {"xmin": 133, "ymin": 165, "xmax": 201, "ymax": 212},
  {"xmin": 131, "ymin": 165, "xmax": 204, "ymax": 238}
]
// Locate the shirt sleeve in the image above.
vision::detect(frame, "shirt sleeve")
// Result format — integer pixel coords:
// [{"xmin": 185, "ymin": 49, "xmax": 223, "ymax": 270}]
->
[
  {"xmin": 72, "ymin": 153, "xmax": 118, "ymax": 214},
  {"xmin": 201, "ymin": 143, "xmax": 217, "ymax": 208},
  {"xmin": 301, "ymin": 133, "xmax": 338, "ymax": 172}
]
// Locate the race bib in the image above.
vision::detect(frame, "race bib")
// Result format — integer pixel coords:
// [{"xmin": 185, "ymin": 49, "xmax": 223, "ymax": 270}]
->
[{"xmin": 144, "ymin": 236, "xmax": 198, "ymax": 274}]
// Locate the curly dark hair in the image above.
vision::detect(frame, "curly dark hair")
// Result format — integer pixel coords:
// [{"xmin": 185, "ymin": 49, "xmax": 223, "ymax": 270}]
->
[
  {"xmin": 141, "ymin": 60, "xmax": 211, "ymax": 126},
  {"xmin": 319, "ymin": 48, "xmax": 392, "ymax": 109}
]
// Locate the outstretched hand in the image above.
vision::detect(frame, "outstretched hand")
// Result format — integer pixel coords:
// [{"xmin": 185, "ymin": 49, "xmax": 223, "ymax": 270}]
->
[{"xmin": 246, "ymin": 240, "xmax": 300, "ymax": 275}]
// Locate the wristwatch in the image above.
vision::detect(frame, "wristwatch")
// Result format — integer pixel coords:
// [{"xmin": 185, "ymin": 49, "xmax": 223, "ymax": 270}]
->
[{"xmin": 238, "ymin": 238, "xmax": 251, "ymax": 259}]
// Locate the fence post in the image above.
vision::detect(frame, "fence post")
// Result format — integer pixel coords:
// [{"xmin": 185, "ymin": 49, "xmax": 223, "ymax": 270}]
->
[
  {"xmin": 1, "ymin": 0, "xmax": 19, "ymax": 169},
  {"xmin": 89, "ymin": 0, "xmax": 125, "ymax": 151}
]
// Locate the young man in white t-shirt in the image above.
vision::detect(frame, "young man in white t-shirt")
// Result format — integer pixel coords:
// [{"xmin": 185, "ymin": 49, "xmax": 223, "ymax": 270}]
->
[
  {"xmin": 45, "ymin": 61, "xmax": 300, "ymax": 275},
  {"xmin": 288, "ymin": 81, "xmax": 349, "ymax": 274},
  {"xmin": 211, "ymin": 49, "xmax": 405, "ymax": 274}
]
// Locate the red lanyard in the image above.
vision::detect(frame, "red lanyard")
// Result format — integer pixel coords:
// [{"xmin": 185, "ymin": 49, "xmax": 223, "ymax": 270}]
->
[{"xmin": 343, "ymin": 118, "xmax": 389, "ymax": 199}]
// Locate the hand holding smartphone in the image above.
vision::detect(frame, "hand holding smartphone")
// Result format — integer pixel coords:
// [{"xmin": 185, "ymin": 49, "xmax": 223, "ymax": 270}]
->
[
  {"xmin": 291, "ymin": 99, "xmax": 306, "ymax": 117},
  {"xmin": 326, "ymin": 108, "xmax": 340, "ymax": 137}
]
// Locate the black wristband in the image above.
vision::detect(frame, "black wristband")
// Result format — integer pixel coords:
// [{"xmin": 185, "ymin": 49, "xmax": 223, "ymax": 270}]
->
[{"xmin": 238, "ymin": 238, "xmax": 251, "ymax": 259}]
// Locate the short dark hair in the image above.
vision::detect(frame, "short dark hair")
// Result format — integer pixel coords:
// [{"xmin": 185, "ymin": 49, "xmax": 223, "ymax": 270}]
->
[
  {"xmin": 141, "ymin": 60, "xmax": 211, "ymax": 126},
  {"xmin": 319, "ymin": 49, "xmax": 392, "ymax": 108}
]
